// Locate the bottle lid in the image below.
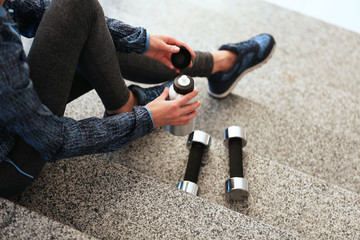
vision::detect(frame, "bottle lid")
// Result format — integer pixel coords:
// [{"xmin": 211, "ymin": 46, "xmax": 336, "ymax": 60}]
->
[
  {"xmin": 174, "ymin": 75, "xmax": 194, "ymax": 95},
  {"xmin": 171, "ymin": 46, "xmax": 192, "ymax": 69}
]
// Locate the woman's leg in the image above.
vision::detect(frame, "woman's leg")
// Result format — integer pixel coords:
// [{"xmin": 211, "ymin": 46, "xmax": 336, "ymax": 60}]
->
[
  {"xmin": 117, "ymin": 33, "xmax": 275, "ymax": 100},
  {"xmin": 0, "ymin": 0, "xmax": 131, "ymax": 198},
  {"xmin": 29, "ymin": 0, "xmax": 130, "ymax": 115},
  {"xmin": 114, "ymin": 50, "xmax": 236, "ymax": 106},
  {"xmin": 117, "ymin": 51, "xmax": 214, "ymax": 84}
]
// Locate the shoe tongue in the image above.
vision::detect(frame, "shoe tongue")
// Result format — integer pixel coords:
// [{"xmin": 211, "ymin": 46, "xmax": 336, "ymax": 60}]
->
[{"xmin": 174, "ymin": 75, "xmax": 194, "ymax": 95}]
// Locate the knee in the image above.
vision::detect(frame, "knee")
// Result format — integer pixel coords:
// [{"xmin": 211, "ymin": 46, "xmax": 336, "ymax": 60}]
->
[
  {"xmin": 74, "ymin": 0, "xmax": 104, "ymax": 17},
  {"xmin": 60, "ymin": 0, "xmax": 104, "ymax": 23}
]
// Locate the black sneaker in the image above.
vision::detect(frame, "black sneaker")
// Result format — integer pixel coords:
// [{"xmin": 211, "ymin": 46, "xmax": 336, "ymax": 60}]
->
[
  {"xmin": 208, "ymin": 33, "xmax": 276, "ymax": 98},
  {"xmin": 128, "ymin": 81, "xmax": 173, "ymax": 106},
  {"xmin": 104, "ymin": 81, "xmax": 173, "ymax": 118}
]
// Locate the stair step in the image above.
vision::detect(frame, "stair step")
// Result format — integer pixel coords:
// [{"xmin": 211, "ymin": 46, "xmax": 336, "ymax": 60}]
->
[
  {"xmin": 0, "ymin": 198, "xmax": 95, "ymax": 239},
  {"xmin": 13, "ymin": 155, "xmax": 295, "ymax": 239},
  {"xmin": 234, "ymin": 57, "xmax": 360, "ymax": 141},
  {"xmin": 195, "ymin": 79, "xmax": 360, "ymax": 194},
  {"xmin": 65, "ymin": 79, "xmax": 360, "ymax": 196},
  {"xmin": 105, "ymin": 130, "xmax": 360, "ymax": 239}
]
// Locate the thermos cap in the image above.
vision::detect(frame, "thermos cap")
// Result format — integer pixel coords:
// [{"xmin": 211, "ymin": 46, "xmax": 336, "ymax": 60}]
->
[
  {"xmin": 171, "ymin": 46, "xmax": 192, "ymax": 69},
  {"xmin": 174, "ymin": 75, "xmax": 194, "ymax": 95}
]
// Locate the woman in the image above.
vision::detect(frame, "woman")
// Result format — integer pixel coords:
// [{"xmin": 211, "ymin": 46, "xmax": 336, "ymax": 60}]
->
[{"xmin": 0, "ymin": 0, "xmax": 275, "ymax": 197}]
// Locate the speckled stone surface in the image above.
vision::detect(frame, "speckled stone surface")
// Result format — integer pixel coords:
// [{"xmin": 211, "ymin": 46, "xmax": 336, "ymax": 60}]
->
[
  {"xmin": 0, "ymin": 198, "xmax": 95, "ymax": 240},
  {"xmin": 13, "ymin": 156, "xmax": 295, "ymax": 240},
  {"xmin": 195, "ymin": 79, "xmax": 360, "ymax": 194},
  {"xmin": 234, "ymin": 70, "xmax": 360, "ymax": 141},
  {"xmin": 105, "ymin": 129, "xmax": 360, "ymax": 239},
  {"xmin": 65, "ymin": 78, "xmax": 360, "ymax": 195},
  {"xmin": 11, "ymin": 0, "xmax": 360, "ymax": 239}
]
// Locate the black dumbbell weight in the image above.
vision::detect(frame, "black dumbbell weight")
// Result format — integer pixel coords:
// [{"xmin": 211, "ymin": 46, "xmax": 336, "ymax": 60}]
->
[
  {"xmin": 177, "ymin": 130, "xmax": 211, "ymax": 196},
  {"xmin": 224, "ymin": 126, "xmax": 249, "ymax": 201}
]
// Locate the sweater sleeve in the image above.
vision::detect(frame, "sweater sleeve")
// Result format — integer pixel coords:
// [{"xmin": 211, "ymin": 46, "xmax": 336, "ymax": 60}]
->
[
  {"xmin": 52, "ymin": 106, "xmax": 153, "ymax": 160},
  {"xmin": 4, "ymin": 0, "xmax": 51, "ymax": 38},
  {"xmin": 0, "ymin": 74, "xmax": 154, "ymax": 162},
  {"xmin": 105, "ymin": 16, "xmax": 149, "ymax": 54},
  {"xmin": 3, "ymin": 103, "xmax": 154, "ymax": 162}
]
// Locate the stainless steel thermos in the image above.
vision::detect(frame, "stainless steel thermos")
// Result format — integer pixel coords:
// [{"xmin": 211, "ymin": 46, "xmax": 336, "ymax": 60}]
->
[{"xmin": 166, "ymin": 75, "xmax": 196, "ymax": 136}]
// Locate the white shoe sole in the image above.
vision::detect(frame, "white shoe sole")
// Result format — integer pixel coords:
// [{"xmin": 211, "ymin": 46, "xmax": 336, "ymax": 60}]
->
[{"xmin": 207, "ymin": 43, "xmax": 277, "ymax": 99}]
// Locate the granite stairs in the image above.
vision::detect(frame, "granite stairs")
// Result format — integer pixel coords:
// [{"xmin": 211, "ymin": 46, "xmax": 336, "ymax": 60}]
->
[{"xmin": 1, "ymin": 0, "xmax": 360, "ymax": 239}]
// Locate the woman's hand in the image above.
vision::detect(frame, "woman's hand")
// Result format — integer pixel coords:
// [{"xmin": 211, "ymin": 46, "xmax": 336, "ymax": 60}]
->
[
  {"xmin": 144, "ymin": 35, "xmax": 196, "ymax": 73},
  {"xmin": 146, "ymin": 87, "xmax": 200, "ymax": 128}
]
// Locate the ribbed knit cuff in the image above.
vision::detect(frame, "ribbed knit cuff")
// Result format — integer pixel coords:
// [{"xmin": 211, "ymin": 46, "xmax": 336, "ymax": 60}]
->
[
  {"xmin": 143, "ymin": 106, "xmax": 154, "ymax": 127},
  {"xmin": 141, "ymin": 30, "xmax": 150, "ymax": 55},
  {"xmin": 181, "ymin": 51, "xmax": 214, "ymax": 78}
]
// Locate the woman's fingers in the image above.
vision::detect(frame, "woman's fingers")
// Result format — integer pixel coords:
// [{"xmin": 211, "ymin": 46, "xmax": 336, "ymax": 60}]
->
[
  {"xmin": 176, "ymin": 89, "xmax": 199, "ymax": 106},
  {"xmin": 146, "ymin": 87, "xmax": 200, "ymax": 127},
  {"xmin": 171, "ymin": 110, "xmax": 199, "ymax": 126},
  {"xmin": 179, "ymin": 100, "xmax": 201, "ymax": 115},
  {"xmin": 166, "ymin": 37, "xmax": 196, "ymax": 58}
]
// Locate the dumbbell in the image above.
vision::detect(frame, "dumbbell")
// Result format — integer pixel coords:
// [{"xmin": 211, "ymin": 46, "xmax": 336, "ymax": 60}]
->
[
  {"xmin": 177, "ymin": 130, "xmax": 211, "ymax": 196},
  {"xmin": 224, "ymin": 126, "xmax": 249, "ymax": 201}
]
